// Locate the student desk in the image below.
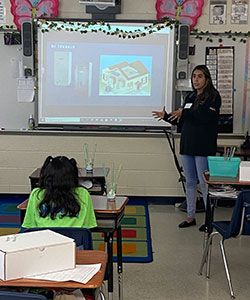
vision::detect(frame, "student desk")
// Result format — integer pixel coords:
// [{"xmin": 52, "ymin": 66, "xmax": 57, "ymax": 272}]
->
[
  {"xmin": 29, "ymin": 167, "xmax": 109, "ymax": 195},
  {"xmin": 0, "ymin": 250, "xmax": 107, "ymax": 300},
  {"xmin": 17, "ymin": 195, "xmax": 128, "ymax": 300}
]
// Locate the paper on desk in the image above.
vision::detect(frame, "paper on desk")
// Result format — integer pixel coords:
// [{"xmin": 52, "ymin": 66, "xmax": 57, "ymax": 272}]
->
[
  {"xmin": 209, "ymin": 185, "xmax": 239, "ymax": 198},
  {"xmin": 24, "ymin": 264, "xmax": 101, "ymax": 284},
  {"xmin": 79, "ymin": 179, "xmax": 93, "ymax": 190}
]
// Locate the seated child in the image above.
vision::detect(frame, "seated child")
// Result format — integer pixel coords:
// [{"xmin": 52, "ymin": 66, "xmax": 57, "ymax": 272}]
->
[{"xmin": 22, "ymin": 156, "xmax": 97, "ymax": 229}]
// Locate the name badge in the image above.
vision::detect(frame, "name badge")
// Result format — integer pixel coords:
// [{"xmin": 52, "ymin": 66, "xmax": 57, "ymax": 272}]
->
[{"xmin": 184, "ymin": 103, "xmax": 192, "ymax": 109}]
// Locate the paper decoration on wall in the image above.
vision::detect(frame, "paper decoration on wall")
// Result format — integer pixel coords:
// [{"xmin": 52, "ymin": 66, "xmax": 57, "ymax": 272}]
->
[
  {"xmin": 10, "ymin": 0, "xmax": 59, "ymax": 31},
  {"xmin": 231, "ymin": 0, "xmax": 248, "ymax": 24},
  {"xmin": 210, "ymin": 0, "xmax": 227, "ymax": 25},
  {"xmin": 0, "ymin": 0, "xmax": 6, "ymax": 25},
  {"xmin": 243, "ymin": 37, "xmax": 249, "ymax": 132},
  {"xmin": 17, "ymin": 77, "xmax": 35, "ymax": 102},
  {"xmin": 155, "ymin": 0, "xmax": 204, "ymax": 31}
]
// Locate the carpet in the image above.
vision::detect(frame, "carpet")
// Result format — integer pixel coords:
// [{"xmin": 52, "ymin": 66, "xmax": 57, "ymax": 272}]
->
[
  {"xmin": 0, "ymin": 196, "xmax": 153, "ymax": 263},
  {"xmin": 0, "ymin": 195, "xmax": 27, "ymax": 235},
  {"xmin": 92, "ymin": 199, "xmax": 153, "ymax": 263}
]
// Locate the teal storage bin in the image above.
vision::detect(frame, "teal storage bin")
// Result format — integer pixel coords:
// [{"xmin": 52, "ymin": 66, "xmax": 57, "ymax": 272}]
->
[{"xmin": 208, "ymin": 156, "xmax": 241, "ymax": 177}]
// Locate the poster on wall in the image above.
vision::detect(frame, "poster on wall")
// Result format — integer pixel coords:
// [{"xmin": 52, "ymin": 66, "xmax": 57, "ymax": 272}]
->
[
  {"xmin": 0, "ymin": 0, "xmax": 6, "ymax": 25},
  {"xmin": 210, "ymin": 0, "xmax": 227, "ymax": 25},
  {"xmin": 243, "ymin": 37, "xmax": 250, "ymax": 132},
  {"xmin": 206, "ymin": 46, "xmax": 234, "ymax": 115},
  {"xmin": 231, "ymin": 0, "xmax": 248, "ymax": 24}
]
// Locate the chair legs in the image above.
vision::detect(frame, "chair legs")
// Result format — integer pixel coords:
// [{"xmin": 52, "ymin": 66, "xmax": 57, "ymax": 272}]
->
[
  {"xmin": 199, "ymin": 233, "xmax": 235, "ymax": 299},
  {"xmin": 93, "ymin": 287, "xmax": 106, "ymax": 300},
  {"xmin": 206, "ymin": 236, "xmax": 213, "ymax": 278},
  {"xmin": 219, "ymin": 239, "xmax": 235, "ymax": 299},
  {"xmin": 99, "ymin": 290, "xmax": 106, "ymax": 300},
  {"xmin": 198, "ymin": 232, "xmax": 218, "ymax": 277}
]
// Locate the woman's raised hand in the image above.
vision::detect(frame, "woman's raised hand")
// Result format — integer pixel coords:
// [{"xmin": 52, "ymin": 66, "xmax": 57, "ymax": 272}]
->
[
  {"xmin": 152, "ymin": 106, "xmax": 165, "ymax": 121},
  {"xmin": 168, "ymin": 108, "xmax": 183, "ymax": 122}
]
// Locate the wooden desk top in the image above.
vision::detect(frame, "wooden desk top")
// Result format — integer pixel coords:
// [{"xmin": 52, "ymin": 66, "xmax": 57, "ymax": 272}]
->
[
  {"xmin": 203, "ymin": 172, "xmax": 250, "ymax": 185},
  {"xmin": 30, "ymin": 167, "xmax": 109, "ymax": 179},
  {"xmin": 18, "ymin": 195, "xmax": 128, "ymax": 214},
  {"xmin": 91, "ymin": 195, "xmax": 128, "ymax": 214},
  {"xmin": 0, "ymin": 250, "xmax": 107, "ymax": 289}
]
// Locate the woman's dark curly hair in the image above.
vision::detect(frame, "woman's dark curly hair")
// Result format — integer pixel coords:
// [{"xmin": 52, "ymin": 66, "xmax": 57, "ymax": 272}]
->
[
  {"xmin": 191, "ymin": 65, "xmax": 219, "ymax": 107},
  {"xmin": 38, "ymin": 156, "xmax": 80, "ymax": 220}
]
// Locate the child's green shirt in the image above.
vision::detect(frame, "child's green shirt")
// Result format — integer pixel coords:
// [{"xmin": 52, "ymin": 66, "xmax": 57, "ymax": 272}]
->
[{"xmin": 22, "ymin": 187, "xmax": 97, "ymax": 229}]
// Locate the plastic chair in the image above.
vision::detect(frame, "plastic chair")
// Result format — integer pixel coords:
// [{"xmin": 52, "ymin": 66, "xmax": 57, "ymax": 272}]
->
[
  {"xmin": 0, "ymin": 291, "xmax": 47, "ymax": 300},
  {"xmin": 22, "ymin": 227, "xmax": 93, "ymax": 250},
  {"xmin": 198, "ymin": 190, "xmax": 250, "ymax": 299}
]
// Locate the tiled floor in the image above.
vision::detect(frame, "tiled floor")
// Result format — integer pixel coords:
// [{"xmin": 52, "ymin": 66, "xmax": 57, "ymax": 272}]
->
[{"xmin": 112, "ymin": 203, "xmax": 250, "ymax": 300}]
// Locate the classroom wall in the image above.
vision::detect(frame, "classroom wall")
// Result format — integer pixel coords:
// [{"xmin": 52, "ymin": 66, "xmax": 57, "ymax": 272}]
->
[
  {"xmin": 0, "ymin": 132, "xmax": 244, "ymax": 195},
  {"xmin": 0, "ymin": 132, "xmax": 182, "ymax": 195},
  {"xmin": 4, "ymin": 0, "xmax": 250, "ymax": 32},
  {"xmin": 0, "ymin": 0, "xmax": 247, "ymax": 195}
]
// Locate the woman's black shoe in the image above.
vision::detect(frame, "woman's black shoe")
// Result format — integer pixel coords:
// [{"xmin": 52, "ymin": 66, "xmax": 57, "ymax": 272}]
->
[{"xmin": 178, "ymin": 219, "xmax": 196, "ymax": 228}]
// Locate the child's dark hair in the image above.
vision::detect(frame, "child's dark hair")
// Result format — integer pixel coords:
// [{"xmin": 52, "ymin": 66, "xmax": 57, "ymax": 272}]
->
[
  {"xmin": 38, "ymin": 156, "xmax": 80, "ymax": 219},
  {"xmin": 191, "ymin": 64, "xmax": 218, "ymax": 104}
]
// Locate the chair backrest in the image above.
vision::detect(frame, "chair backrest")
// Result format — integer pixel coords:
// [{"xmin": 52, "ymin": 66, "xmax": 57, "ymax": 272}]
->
[
  {"xmin": 22, "ymin": 227, "xmax": 93, "ymax": 250},
  {"xmin": 0, "ymin": 291, "xmax": 47, "ymax": 300},
  {"xmin": 226, "ymin": 189, "xmax": 250, "ymax": 239}
]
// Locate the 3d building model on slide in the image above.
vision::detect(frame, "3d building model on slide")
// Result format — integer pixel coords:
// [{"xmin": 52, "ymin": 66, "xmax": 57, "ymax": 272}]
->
[{"xmin": 100, "ymin": 59, "xmax": 152, "ymax": 96}]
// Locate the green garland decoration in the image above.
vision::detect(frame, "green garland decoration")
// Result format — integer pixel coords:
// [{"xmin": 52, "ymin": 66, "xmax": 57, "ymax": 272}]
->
[
  {"xmin": 1, "ymin": 18, "xmax": 250, "ymax": 43},
  {"xmin": 192, "ymin": 28, "xmax": 250, "ymax": 44},
  {"xmin": 36, "ymin": 17, "xmax": 177, "ymax": 38},
  {"xmin": 0, "ymin": 24, "xmax": 17, "ymax": 31}
]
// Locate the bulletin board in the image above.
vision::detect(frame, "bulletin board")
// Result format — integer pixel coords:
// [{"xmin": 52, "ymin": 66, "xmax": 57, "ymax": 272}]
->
[{"xmin": 206, "ymin": 46, "xmax": 234, "ymax": 132}]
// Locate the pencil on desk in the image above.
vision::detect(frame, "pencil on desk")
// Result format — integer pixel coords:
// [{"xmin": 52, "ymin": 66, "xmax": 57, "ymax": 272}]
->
[
  {"xmin": 228, "ymin": 146, "xmax": 233, "ymax": 160},
  {"xmin": 225, "ymin": 148, "xmax": 230, "ymax": 160},
  {"xmin": 230, "ymin": 146, "xmax": 236, "ymax": 160}
]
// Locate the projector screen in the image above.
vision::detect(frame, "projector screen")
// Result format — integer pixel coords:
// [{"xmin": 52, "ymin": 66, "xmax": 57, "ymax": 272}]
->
[{"xmin": 37, "ymin": 20, "xmax": 176, "ymax": 130}]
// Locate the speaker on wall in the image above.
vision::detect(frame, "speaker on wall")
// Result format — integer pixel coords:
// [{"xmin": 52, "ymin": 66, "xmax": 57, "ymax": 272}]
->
[
  {"xmin": 177, "ymin": 24, "xmax": 190, "ymax": 80},
  {"xmin": 22, "ymin": 21, "xmax": 33, "ymax": 56},
  {"xmin": 21, "ymin": 21, "xmax": 34, "ymax": 76}
]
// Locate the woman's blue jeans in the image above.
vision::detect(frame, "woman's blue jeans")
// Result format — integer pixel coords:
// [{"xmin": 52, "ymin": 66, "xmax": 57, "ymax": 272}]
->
[{"xmin": 181, "ymin": 155, "xmax": 208, "ymax": 219}]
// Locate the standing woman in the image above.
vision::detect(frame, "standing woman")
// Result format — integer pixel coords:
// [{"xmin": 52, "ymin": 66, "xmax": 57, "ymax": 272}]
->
[{"xmin": 152, "ymin": 65, "xmax": 221, "ymax": 229}]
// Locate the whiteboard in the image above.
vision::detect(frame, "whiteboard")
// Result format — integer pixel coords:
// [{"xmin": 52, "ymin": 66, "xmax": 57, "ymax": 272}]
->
[
  {"xmin": 36, "ymin": 20, "xmax": 175, "ymax": 129},
  {"xmin": 0, "ymin": 33, "xmax": 34, "ymax": 130}
]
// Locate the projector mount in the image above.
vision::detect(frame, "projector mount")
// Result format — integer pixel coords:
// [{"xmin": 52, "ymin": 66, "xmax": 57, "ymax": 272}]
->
[{"xmin": 79, "ymin": 0, "xmax": 117, "ymax": 10}]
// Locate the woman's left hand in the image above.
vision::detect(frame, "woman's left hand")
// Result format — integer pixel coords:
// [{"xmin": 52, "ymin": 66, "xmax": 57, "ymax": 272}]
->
[{"xmin": 168, "ymin": 108, "xmax": 183, "ymax": 122}]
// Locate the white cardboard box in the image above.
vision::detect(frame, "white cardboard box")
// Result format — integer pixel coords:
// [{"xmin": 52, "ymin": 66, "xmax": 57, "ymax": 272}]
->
[
  {"xmin": 0, "ymin": 230, "xmax": 75, "ymax": 281},
  {"xmin": 239, "ymin": 161, "xmax": 250, "ymax": 182}
]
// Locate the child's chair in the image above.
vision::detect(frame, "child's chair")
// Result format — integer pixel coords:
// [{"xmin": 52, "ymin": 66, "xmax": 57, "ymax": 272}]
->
[{"xmin": 198, "ymin": 190, "xmax": 250, "ymax": 298}]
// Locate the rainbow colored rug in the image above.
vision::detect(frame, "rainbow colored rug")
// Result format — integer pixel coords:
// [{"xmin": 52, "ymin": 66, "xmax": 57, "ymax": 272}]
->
[
  {"xmin": 92, "ymin": 199, "xmax": 153, "ymax": 263},
  {"xmin": 0, "ymin": 196, "xmax": 153, "ymax": 263},
  {"xmin": 0, "ymin": 195, "xmax": 27, "ymax": 236}
]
